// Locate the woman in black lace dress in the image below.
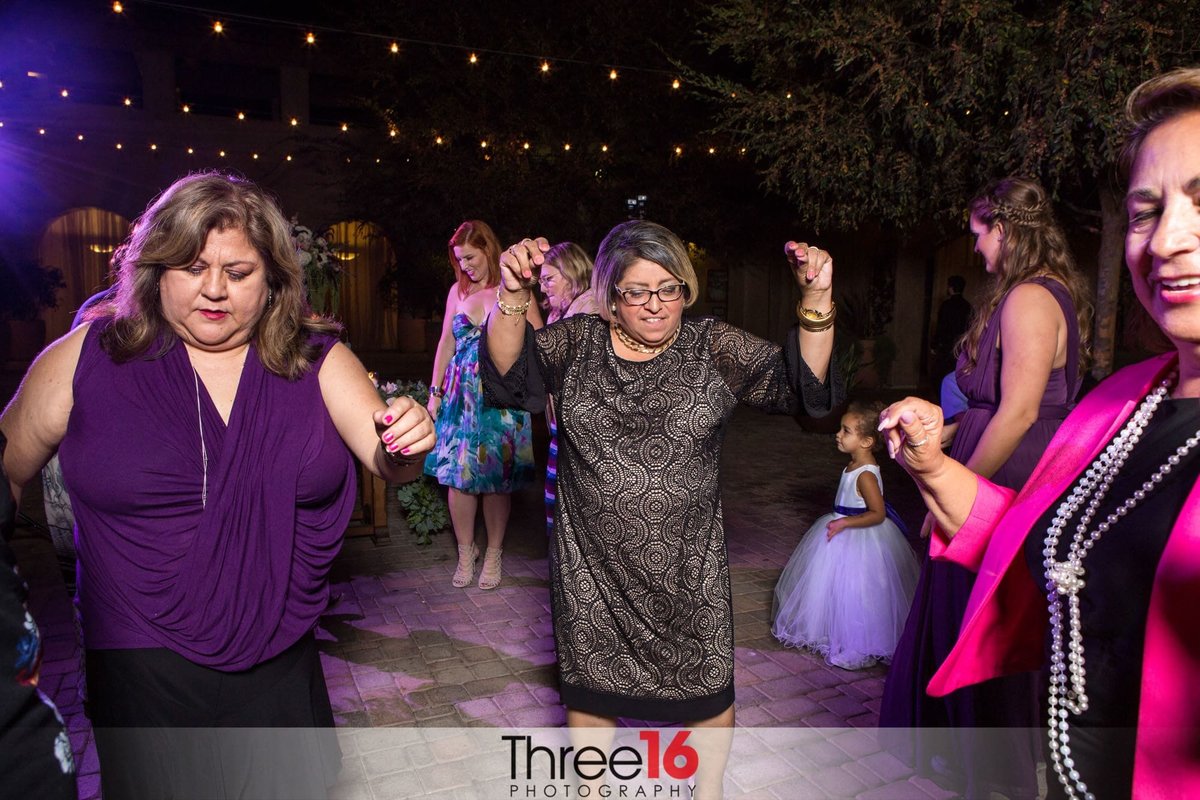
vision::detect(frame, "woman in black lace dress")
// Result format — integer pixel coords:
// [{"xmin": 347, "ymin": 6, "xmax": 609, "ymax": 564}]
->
[{"xmin": 483, "ymin": 222, "xmax": 840, "ymax": 749}]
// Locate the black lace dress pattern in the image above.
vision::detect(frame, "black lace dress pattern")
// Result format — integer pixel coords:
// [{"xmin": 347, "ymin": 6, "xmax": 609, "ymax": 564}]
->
[{"xmin": 483, "ymin": 315, "xmax": 836, "ymax": 720}]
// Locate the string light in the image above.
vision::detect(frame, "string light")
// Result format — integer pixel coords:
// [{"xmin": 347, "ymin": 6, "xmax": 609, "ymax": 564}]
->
[
  {"xmin": 480, "ymin": 140, "xmax": 488, "ymax": 148},
  {"xmin": 540, "ymin": 61, "xmax": 550, "ymax": 73},
  {"xmin": 708, "ymin": 147, "xmax": 716, "ymax": 155},
  {"xmin": 469, "ymin": 53, "xmax": 478, "ymax": 64},
  {"xmin": 435, "ymin": 136, "xmax": 443, "ymax": 145},
  {"xmin": 563, "ymin": 143, "xmax": 571, "ymax": 151},
  {"xmin": 112, "ymin": 1, "xmax": 123, "ymax": 13},
  {"xmin": 305, "ymin": 32, "xmax": 316, "ymax": 45},
  {"xmin": 389, "ymin": 127, "xmax": 397, "ymax": 137},
  {"xmin": 674, "ymin": 146, "xmax": 682, "ymax": 156},
  {"xmin": 601, "ymin": 144, "xmax": 608, "ymax": 153},
  {"xmin": 0, "ymin": 122, "xmax": 4, "ymax": 128},
  {"xmin": 123, "ymin": 97, "xmax": 132, "ymax": 106},
  {"xmin": 252, "ymin": 152, "xmax": 259, "ymax": 159},
  {"xmin": 218, "ymin": 150, "xmax": 226, "ymax": 157},
  {"xmin": 609, "ymin": 69, "xmax": 618, "ymax": 81},
  {"xmin": 187, "ymin": 147, "xmax": 194, "ymax": 154},
  {"xmin": 390, "ymin": 42, "xmax": 399, "ymax": 54},
  {"xmin": 289, "ymin": 117, "xmax": 298, "ymax": 126},
  {"xmin": 237, "ymin": 111, "xmax": 245, "ymax": 120},
  {"xmin": 286, "ymin": 154, "xmax": 293, "ymax": 161},
  {"xmin": 115, "ymin": 142, "xmax": 122, "ymax": 149},
  {"xmin": 60, "ymin": 88, "xmax": 69, "ymax": 98},
  {"xmin": 672, "ymin": 78, "xmax": 681, "ymax": 90},
  {"xmin": 182, "ymin": 104, "xmax": 191, "ymax": 113},
  {"xmin": 76, "ymin": 133, "xmax": 84, "ymax": 141},
  {"xmin": 38, "ymin": 128, "xmax": 45, "ymax": 135},
  {"xmin": 213, "ymin": 21, "xmax": 223, "ymax": 34},
  {"xmin": 522, "ymin": 141, "xmax": 530, "ymax": 150},
  {"xmin": 150, "ymin": 143, "xmax": 157, "ymax": 150},
  {"xmin": 340, "ymin": 123, "xmax": 348, "ymax": 132}
]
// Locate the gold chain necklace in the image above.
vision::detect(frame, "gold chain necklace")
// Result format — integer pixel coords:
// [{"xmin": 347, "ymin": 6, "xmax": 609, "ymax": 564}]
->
[{"xmin": 612, "ymin": 322, "xmax": 680, "ymax": 355}]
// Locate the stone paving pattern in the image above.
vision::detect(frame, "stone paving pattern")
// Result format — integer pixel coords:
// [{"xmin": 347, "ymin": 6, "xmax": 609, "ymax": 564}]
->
[{"xmin": 17, "ymin": 407, "xmax": 968, "ymax": 799}]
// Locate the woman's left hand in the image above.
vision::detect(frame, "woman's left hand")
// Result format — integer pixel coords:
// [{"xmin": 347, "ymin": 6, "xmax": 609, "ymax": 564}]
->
[
  {"xmin": 374, "ymin": 395, "xmax": 436, "ymax": 461},
  {"xmin": 878, "ymin": 397, "xmax": 946, "ymax": 478},
  {"xmin": 784, "ymin": 241, "xmax": 833, "ymax": 300}
]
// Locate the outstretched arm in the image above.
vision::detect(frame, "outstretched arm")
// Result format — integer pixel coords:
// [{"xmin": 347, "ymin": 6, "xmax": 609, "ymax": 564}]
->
[
  {"xmin": 321, "ymin": 343, "xmax": 435, "ymax": 483},
  {"xmin": 785, "ymin": 241, "xmax": 835, "ymax": 383},
  {"xmin": 487, "ymin": 237, "xmax": 549, "ymax": 375},
  {"xmin": 878, "ymin": 398, "xmax": 978, "ymax": 536}
]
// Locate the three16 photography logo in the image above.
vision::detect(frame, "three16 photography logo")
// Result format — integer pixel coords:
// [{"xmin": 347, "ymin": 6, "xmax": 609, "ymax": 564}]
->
[{"xmin": 503, "ymin": 730, "xmax": 698, "ymax": 797}]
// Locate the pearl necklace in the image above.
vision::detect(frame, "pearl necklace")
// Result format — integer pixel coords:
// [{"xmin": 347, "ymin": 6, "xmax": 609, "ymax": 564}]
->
[
  {"xmin": 612, "ymin": 322, "xmax": 680, "ymax": 355},
  {"xmin": 1042, "ymin": 371, "xmax": 1199, "ymax": 800}
]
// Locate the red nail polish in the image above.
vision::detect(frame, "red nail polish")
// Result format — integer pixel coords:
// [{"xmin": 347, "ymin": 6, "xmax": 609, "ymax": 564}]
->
[
  {"xmin": 383, "ymin": 415, "xmax": 393, "ymax": 424},
  {"xmin": 400, "ymin": 448, "xmax": 410, "ymax": 455},
  {"xmin": 383, "ymin": 433, "xmax": 394, "ymax": 443}
]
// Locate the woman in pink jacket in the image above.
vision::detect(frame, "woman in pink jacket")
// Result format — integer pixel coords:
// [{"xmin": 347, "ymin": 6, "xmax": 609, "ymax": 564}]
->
[{"xmin": 880, "ymin": 67, "xmax": 1200, "ymax": 800}]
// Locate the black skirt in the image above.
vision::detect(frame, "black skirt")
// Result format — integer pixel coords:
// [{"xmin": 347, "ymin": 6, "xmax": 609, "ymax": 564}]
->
[{"xmin": 86, "ymin": 633, "xmax": 341, "ymax": 800}]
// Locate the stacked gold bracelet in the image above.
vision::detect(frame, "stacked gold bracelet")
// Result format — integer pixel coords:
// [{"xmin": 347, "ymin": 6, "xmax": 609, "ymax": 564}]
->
[
  {"xmin": 796, "ymin": 300, "xmax": 836, "ymax": 333},
  {"xmin": 496, "ymin": 287, "xmax": 533, "ymax": 316}
]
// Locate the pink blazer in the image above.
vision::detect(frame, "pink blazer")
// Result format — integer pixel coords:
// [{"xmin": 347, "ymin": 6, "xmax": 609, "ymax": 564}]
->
[{"xmin": 926, "ymin": 353, "xmax": 1199, "ymax": 799}]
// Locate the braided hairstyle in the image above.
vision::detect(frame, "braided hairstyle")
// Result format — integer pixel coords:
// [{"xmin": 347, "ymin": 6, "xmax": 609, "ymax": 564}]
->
[{"xmin": 959, "ymin": 177, "xmax": 1092, "ymax": 375}]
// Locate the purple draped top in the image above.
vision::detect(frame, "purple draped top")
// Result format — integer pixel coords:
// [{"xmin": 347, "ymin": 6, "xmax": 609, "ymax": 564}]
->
[{"xmin": 59, "ymin": 323, "xmax": 357, "ymax": 671}]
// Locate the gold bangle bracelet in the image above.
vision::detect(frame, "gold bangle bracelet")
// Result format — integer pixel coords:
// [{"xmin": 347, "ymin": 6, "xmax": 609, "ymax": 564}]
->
[
  {"xmin": 796, "ymin": 299, "xmax": 836, "ymax": 324},
  {"xmin": 798, "ymin": 317, "xmax": 835, "ymax": 333},
  {"xmin": 496, "ymin": 287, "xmax": 533, "ymax": 316}
]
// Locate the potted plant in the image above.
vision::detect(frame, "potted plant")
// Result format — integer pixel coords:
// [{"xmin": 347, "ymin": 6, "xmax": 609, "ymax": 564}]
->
[
  {"xmin": 373, "ymin": 376, "xmax": 450, "ymax": 544},
  {"xmin": 0, "ymin": 254, "xmax": 65, "ymax": 363},
  {"xmin": 836, "ymin": 285, "xmax": 896, "ymax": 389}
]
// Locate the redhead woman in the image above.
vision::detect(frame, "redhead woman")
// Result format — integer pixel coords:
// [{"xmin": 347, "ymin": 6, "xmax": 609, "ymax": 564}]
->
[
  {"xmin": 425, "ymin": 221, "xmax": 541, "ymax": 589},
  {"xmin": 880, "ymin": 67, "xmax": 1200, "ymax": 799},
  {"xmin": 0, "ymin": 172, "xmax": 434, "ymax": 798}
]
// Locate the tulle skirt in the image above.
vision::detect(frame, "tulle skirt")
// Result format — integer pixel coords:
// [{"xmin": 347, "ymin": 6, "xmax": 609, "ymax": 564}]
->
[{"xmin": 772, "ymin": 513, "xmax": 920, "ymax": 670}]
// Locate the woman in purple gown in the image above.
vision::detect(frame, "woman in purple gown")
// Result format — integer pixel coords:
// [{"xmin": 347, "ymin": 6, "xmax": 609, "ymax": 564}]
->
[
  {"xmin": 0, "ymin": 172, "xmax": 435, "ymax": 799},
  {"xmin": 880, "ymin": 177, "xmax": 1092, "ymax": 798}
]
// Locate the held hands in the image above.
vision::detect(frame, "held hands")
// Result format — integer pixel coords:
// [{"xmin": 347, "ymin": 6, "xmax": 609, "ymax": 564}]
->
[
  {"xmin": 498, "ymin": 237, "xmax": 551, "ymax": 295},
  {"xmin": 374, "ymin": 395, "xmax": 436, "ymax": 464},
  {"xmin": 784, "ymin": 241, "xmax": 833, "ymax": 300},
  {"xmin": 877, "ymin": 398, "xmax": 946, "ymax": 479}
]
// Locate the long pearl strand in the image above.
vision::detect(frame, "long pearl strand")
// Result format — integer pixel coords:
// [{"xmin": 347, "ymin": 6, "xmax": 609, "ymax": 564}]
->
[{"xmin": 1042, "ymin": 371, "xmax": 1200, "ymax": 800}]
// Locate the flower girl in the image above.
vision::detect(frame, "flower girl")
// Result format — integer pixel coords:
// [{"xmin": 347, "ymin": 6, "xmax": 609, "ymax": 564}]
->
[{"xmin": 772, "ymin": 401, "xmax": 920, "ymax": 669}]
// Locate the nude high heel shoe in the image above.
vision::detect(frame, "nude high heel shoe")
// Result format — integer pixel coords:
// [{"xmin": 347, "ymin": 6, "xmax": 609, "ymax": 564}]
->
[
  {"xmin": 452, "ymin": 543, "xmax": 479, "ymax": 588},
  {"xmin": 478, "ymin": 547, "xmax": 503, "ymax": 590}
]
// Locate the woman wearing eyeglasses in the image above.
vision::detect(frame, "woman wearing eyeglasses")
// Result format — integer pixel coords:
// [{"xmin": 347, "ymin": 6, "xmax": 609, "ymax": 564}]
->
[{"xmin": 483, "ymin": 220, "xmax": 841, "ymax": 796}]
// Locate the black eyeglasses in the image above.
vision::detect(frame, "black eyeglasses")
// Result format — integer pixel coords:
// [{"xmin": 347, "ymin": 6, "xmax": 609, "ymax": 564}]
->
[{"xmin": 614, "ymin": 283, "xmax": 687, "ymax": 306}]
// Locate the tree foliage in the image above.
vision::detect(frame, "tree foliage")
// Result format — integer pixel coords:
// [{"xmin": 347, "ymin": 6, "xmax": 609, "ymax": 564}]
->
[{"xmin": 692, "ymin": 0, "xmax": 1200, "ymax": 371}]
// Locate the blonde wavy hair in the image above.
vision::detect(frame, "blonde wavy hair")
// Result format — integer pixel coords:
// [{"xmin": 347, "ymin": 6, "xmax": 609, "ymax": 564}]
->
[
  {"xmin": 88, "ymin": 172, "xmax": 340, "ymax": 380},
  {"xmin": 959, "ymin": 177, "xmax": 1092, "ymax": 375}
]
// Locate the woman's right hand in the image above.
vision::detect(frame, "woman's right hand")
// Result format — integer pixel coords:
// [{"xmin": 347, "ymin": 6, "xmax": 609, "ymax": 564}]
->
[
  {"xmin": 498, "ymin": 237, "xmax": 551, "ymax": 293},
  {"xmin": 878, "ymin": 397, "xmax": 947, "ymax": 480},
  {"xmin": 426, "ymin": 395, "xmax": 441, "ymax": 419}
]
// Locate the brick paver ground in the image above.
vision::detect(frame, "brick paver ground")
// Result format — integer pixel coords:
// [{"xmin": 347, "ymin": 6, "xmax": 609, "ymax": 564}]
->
[{"xmin": 16, "ymin": 407, "xmax": 967, "ymax": 799}]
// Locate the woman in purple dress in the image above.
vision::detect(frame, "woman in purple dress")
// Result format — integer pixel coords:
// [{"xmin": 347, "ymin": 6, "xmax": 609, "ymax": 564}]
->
[
  {"xmin": 0, "ymin": 172, "xmax": 435, "ymax": 799},
  {"xmin": 880, "ymin": 177, "xmax": 1092, "ymax": 798}
]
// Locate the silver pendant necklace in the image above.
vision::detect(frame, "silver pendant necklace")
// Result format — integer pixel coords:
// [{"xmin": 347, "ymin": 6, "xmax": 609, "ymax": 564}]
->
[
  {"xmin": 1042, "ymin": 370, "xmax": 1199, "ymax": 800},
  {"xmin": 192, "ymin": 369, "xmax": 208, "ymax": 509}
]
